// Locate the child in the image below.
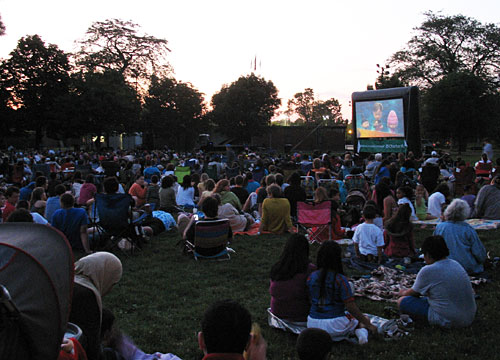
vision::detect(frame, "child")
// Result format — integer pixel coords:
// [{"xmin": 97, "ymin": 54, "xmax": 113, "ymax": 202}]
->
[
  {"xmin": 364, "ymin": 200, "xmax": 383, "ymax": 231},
  {"xmin": 307, "ymin": 240, "xmax": 377, "ymax": 344},
  {"xmin": 461, "ymin": 185, "xmax": 475, "ymax": 218},
  {"xmin": 353, "ymin": 205, "xmax": 384, "ymax": 264},
  {"xmin": 414, "ymin": 184, "xmax": 436, "ymax": 220},
  {"xmin": 146, "ymin": 174, "xmax": 160, "ymax": 210},
  {"xmin": 296, "ymin": 328, "xmax": 332, "ymax": 360},
  {"xmin": 384, "ymin": 204, "xmax": 416, "ymax": 258},
  {"xmin": 395, "ymin": 186, "xmax": 418, "ymax": 221}
]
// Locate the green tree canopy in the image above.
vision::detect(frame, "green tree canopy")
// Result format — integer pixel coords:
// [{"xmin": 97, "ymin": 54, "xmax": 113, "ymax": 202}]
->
[
  {"xmin": 389, "ymin": 12, "xmax": 500, "ymax": 88},
  {"xmin": 74, "ymin": 69, "xmax": 141, "ymax": 145},
  {"xmin": 210, "ymin": 73, "xmax": 280, "ymax": 141},
  {"xmin": 287, "ymin": 88, "xmax": 345, "ymax": 125},
  {"xmin": 0, "ymin": 15, "xmax": 5, "ymax": 36},
  {"xmin": 76, "ymin": 19, "xmax": 171, "ymax": 86},
  {"xmin": 143, "ymin": 76, "xmax": 206, "ymax": 150},
  {"xmin": 3, "ymin": 35, "xmax": 71, "ymax": 147},
  {"xmin": 423, "ymin": 71, "xmax": 494, "ymax": 152}
]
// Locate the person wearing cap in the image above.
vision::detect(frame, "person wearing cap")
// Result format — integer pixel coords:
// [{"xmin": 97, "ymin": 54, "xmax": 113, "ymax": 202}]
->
[{"xmin": 424, "ymin": 151, "xmax": 440, "ymax": 166}]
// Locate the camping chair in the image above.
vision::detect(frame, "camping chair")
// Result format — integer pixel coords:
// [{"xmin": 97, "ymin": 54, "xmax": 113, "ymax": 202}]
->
[
  {"xmin": 185, "ymin": 219, "xmax": 233, "ymax": 260},
  {"xmin": 296, "ymin": 201, "xmax": 332, "ymax": 243},
  {"xmin": 32, "ymin": 163, "xmax": 50, "ymax": 179},
  {"xmin": 90, "ymin": 193, "xmax": 146, "ymax": 253},
  {"xmin": 0, "ymin": 224, "xmax": 73, "ymax": 359},
  {"xmin": 225, "ymin": 165, "xmax": 240, "ymax": 179},
  {"xmin": 300, "ymin": 162, "xmax": 313, "ymax": 175},
  {"xmin": 75, "ymin": 163, "xmax": 93, "ymax": 179},
  {"xmin": 300, "ymin": 176, "xmax": 316, "ymax": 200},
  {"xmin": 206, "ymin": 164, "xmax": 218, "ymax": 181},
  {"xmin": 174, "ymin": 166, "xmax": 191, "ymax": 181},
  {"xmin": 318, "ymin": 179, "xmax": 338, "ymax": 198}
]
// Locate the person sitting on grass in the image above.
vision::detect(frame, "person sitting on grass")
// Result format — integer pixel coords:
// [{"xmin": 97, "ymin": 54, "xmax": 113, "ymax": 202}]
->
[
  {"xmin": 353, "ymin": 205, "xmax": 384, "ymax": 264},
  {"xmin": 398, "ymin": 235, "xmax": 477, "ymax": 328},
  {"xmin": 384, "ymin": 203, "xmax": 415, "ymax": 259},
  {"xmin": 433, "ymin": 199, "xmax": 486, "ymax": 275},
  {"xmin": 51, "ymin": 193, "xmax": 91, "ymax": 254},
  {"xmin": 269, "ymin": 234, "xmax": 317, "ymax": 323},
  {"xmin": 307, "ymin": 240, "xmax": 377, "ymax": 344},
  {"xmin": 258, "ymin": 184, "xmax": 293, "ymax": 235}
]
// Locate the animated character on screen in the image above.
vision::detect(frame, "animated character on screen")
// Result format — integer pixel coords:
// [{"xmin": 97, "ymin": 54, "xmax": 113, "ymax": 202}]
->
[
  {"xmin": 361, "ymin": 116, "xmax": 370, "ymax": 130},
  {"xmin": 372, "ymin": 102, "xmax": 384, "ymax": 132},
  {"xmin": 387, "ymin": 110, "xmax": 399, "ymax": 134}
]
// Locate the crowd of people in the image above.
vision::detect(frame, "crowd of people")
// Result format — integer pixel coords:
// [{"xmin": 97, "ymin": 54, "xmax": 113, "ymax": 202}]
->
[{"xmin": 0, "ymin": 142, "xmax": 498, "ymax": 358}]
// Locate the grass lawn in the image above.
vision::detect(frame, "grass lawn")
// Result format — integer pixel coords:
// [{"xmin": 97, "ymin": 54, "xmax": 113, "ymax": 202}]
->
[{"xmin": 104, "ymin": 227, "xmax": 500, "ymax": 360}]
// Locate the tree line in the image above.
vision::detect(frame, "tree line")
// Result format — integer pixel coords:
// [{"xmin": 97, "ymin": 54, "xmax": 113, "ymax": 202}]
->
[{"xmin": 1, "ymin": 12, "xmax": 500, "ymax": 151}]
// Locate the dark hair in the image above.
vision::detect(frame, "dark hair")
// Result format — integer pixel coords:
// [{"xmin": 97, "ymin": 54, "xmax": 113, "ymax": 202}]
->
[
  {"xmin": 397, "ymin": 186, "xmax": 413, "ymax": 199},
  {"xmin": 55, "ymin": 184, "xmax": 67, "ymax": 196},
  {"xmin": 385, "ymin": 203, "xmax": 413, "ymax": 234},
  {"xmin": 35, "ymin": 176, "xmax": 47, "ymax": 187},
  {"xmin": 151, "ymin": 174, "xmax": 159, "ymax": 184},
  {"xmin": 245, "ymin": 171, "xmax": 253, "ymax": 181},
  {"xmin": 235, "ymin": 175, "xmax": 244, "ymax": 186},
  {"xmin": 288, "ymin": 172, "xmax": 302, "ymax": 187},
  {"xmin": 375, "ymin": 182, "xmax": 392, "ymax": 213},
  {"xmin": 85, "ymin": 174, "xmax": 95, "ymax": 183},
  {"xmin": 103, "ymin": 177, "xmax": 119, "ymax": 194},
  {"xmin": 434, "ymin": 183, "xmax": 450, "ymax": 198},
  {"xmin": 7, "ymin": 209, "xmax": 33, "ymax": 222},
  {"xmin": 204, "ymin": 179, "xmax": 216, "ymax": 192},
  {"xmin": 421, "ymin": 235, "xmax": 449, "ymax": 261},
  {"xmin": 16, "ymin": 200, "xmax": 29, "ymax": 209},
  {"xmin": 181, "ymin": 175, "xmax": 192, "ymax": 190},
  {"xmin": 161, "ymin": 175, "xmax": 173, "ymax": 189},
  {"xmin": 270, "ymin": 234, "xmax": 310, "ymax": 281},
  {"xmin": 6, "ymin": 186, "xmax": 20, "ymax": 198},
  {"xmin": 201, "ymin": 300, "xmax": 251, "ymax": 354},
  {"xmin": 202, "ymin": 196, "xmax": 219, "ymax": 218},
  {"xmin": 362, "ymin": 204, "xmax": 377, "ymax": 220},
  {"xmin": 296, "ymin": 328, "xmax": 332, "ymax": 360},
  {"xmin": 60, "ymin": 193, "xmax": 75, "ymax": 208},
  {"xmin": 316, "ymin": 240, "xmax": 344, "ymax": 300},
  {"xmin": 275, "ymin": 173, "xmax": 284, "ymax": 187}
]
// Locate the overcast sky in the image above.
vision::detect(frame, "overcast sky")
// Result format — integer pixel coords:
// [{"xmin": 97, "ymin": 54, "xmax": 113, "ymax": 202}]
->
[{"xmin": 1, "ymin": 0, "xmax": 498, "ymax": 119}]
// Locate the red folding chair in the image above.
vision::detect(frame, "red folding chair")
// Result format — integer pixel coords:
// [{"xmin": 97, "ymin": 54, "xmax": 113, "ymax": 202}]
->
[{"xmin": 296, "ymin": 201, "xmax": 332, "ymax": 243}]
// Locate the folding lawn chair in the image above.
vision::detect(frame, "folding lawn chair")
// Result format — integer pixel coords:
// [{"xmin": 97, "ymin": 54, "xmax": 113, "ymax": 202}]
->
[
  {"xmin": 90, "ymin": 193, "xmax": 146, "ymax": 253},
  {"xmin": 0, "ymin": 223, "xmax": 74, "ymax": 359},
  {"xmin": 296, "ymin": 201, "xmax": 332, "ymax": 243},
  {"xmin": 185, "ymin": 219, "xmax": 234, "ymax": 260},
  {"xmin": 300, "ymin": 176, "xmax": 316, "ymax": 201}
]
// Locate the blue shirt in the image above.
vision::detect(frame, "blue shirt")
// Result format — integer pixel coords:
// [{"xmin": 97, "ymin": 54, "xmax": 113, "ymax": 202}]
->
[
  {"xmin": 433, "ymin": 221, "xmax": 487, "ymax": 274},
  {"xmin": 44, "ymin": 196, "xmax": 61, "ymax": 222},
  {"xmin": 144, "ymin": 166, "xmax": 161, "ymax": 184},
  {"xmin": 51, "ymin": 208, "xmax": 89, "ymax": 251},
  {"xmin": 245, "ymin": 180, "xmax": 260, "ymax": 194},
  {"xmin": 307, "ymin": 270, "xmax": 354, "ymax": 319}
]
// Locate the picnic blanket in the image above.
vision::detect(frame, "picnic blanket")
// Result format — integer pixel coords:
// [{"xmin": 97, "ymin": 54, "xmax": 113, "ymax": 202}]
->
[
  {"xmin": 233, "ymin": 222, "xmax": 298, "ymax": 236},
  {"xmin": 267, "ymin": 308, "xmax": 413, "ymax": 343},
  {"xmin": 412, "ymin": 218, "xmax": 500, "ymax": 230},
  {"xmin": 351, "ymin": 266, "xmax": 488, "ymax": 303}
]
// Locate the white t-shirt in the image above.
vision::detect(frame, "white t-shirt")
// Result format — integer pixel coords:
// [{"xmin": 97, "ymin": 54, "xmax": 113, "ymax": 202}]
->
[
  {"xmin": 31, "ymin": 212, "xmax": 48, "ymax": 225},
  {"xmin": 353, "ymin": 223, "xmax": 384, "ymax": 256},
  {"xmin": 428, "ymin": 192, "xmax": 446, "ymax": 218}
]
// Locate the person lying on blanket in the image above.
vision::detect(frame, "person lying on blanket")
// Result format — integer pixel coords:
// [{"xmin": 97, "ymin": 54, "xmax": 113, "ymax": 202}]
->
[{"xmin": 397, "ymin": 235, "xmax": 477, "ymax": 328}]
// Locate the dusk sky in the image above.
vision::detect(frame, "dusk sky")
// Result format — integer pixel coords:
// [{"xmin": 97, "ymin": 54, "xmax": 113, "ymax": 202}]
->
[{"xmin": 1, "ymin": 0, "xmax": 498, "ymax": 120}]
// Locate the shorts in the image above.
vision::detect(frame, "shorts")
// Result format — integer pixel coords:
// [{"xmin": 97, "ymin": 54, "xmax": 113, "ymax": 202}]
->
[
  {"xmin": 399, "ymin": 296, "xmax": 429, "ymax": 321},
  {"xmin": 307, "ymin": 314, "xmax": 359, "ymax": 337}
]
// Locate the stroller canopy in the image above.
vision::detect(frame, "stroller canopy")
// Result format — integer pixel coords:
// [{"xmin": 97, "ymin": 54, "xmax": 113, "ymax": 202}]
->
[{"xmin": 0, "ymin": 223, "xmax": 74, "ymax": 359}]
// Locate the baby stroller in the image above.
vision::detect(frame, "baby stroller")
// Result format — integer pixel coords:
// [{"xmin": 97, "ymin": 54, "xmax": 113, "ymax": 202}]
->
[
  {"xmin": 341, "ymin": 190, "xmax": 367, "ymax": 228},
  {"xmin": 0, "ymin": 223, "xmax": 74, "ymax": 359}
]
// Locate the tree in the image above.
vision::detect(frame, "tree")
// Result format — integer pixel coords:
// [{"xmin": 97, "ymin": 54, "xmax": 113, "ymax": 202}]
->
[
  {"xmin": 0, "ymin": 15, "xmax": 5, "ymax": 36},
  {"xmin": 143, "ymin": 76, "xmax": 206, "ymax": 150},
  {"xmin": 374, "ymin": 64, "xmax": 406, "ymax": 89},
  {"xmin": 287, "ymin": 88, "xmax": 345, "ymax": 125},
  {"xmin": 210, "ymin": 73, "xmax": 280, "ymax": 141},
  {"xmin": 422, "ymin": 71, "xmax": 495, "ymax": 152},
  {"xmin": 74, "ymin": 70, "xmax": 141, "ymax": 147},
  {"xmin": 76, "ymin": 19, "xmax": 171, "ymax": 87},
  {"xmin": 389, "ymin": 12, "xmax": 500, "ymax": 88},
  {"xmin": 3, "ymin": 35, "xmax": 71, "ymax": 147}
]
